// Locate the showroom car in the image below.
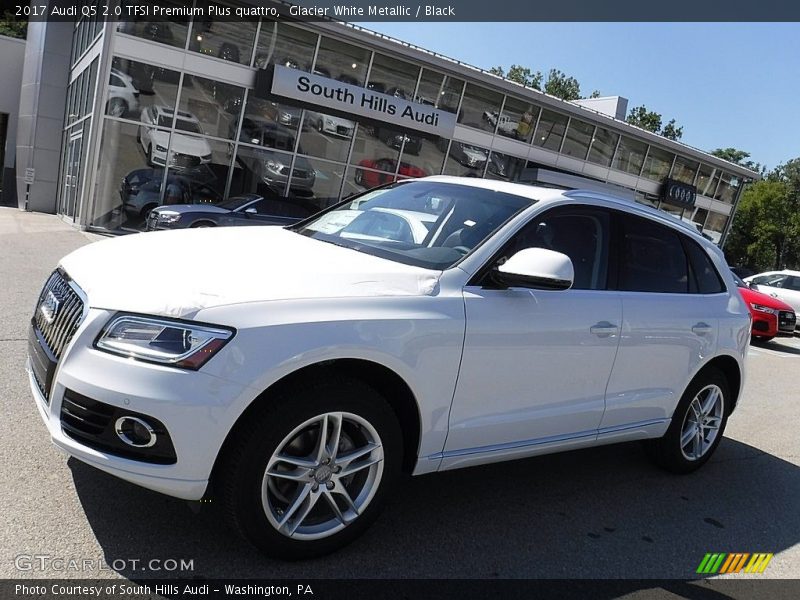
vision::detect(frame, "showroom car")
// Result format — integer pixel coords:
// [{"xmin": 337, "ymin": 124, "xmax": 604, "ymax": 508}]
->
[
  {"xmin": 106, "ymin": 68, "xmax": 139, "ymax": 118},
  {"xmin": 146, "ymin": 194, "xmax": 313, "ymax": 230},
  {"xmin": 731, "ymin": 272, "xmax": 796, "ymax": 341},
  {"xmin": 744, "ymin": 270, "xmax": 800, "ymax": 322},
  {"xmin": 120, "ymin": 167, "xmax": 221, "ymax": 220},
  {"xmin": 138, "ymin": 106, "xmax": 213, "ymax": 168},
  {"xmin": 27, "ymin": 177, "xmax": 749, "ymax": 559},
  {"xmin": 354, "ymin": 158, "xmax": 428, "ymax": 188},
  {"xmin": 374, "ymin": 127, "xmax": 422, "ymax": 155},
  {"xmin": 305, "ymin": 110, "xmax": 355, "ymax": 138}
]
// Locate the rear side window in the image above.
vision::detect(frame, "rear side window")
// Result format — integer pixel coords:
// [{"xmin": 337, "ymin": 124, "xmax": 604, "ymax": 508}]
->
[
  {"xmin": 784, "ymin": 276, "xmax": 800, "ymax": 291},
  {"xmin": 620, "ymin": 216, "xmax": 689, "ymax": 293},
  {"xmin": 683, "ymin": 239, "xmax": 725, "ymax": 294}
]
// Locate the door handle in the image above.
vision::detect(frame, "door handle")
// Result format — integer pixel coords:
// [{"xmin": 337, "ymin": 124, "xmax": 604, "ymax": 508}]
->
[
  {"xmin": 692, "ymin": 322, "xmax": 713, "ymax": 335},
  {"xmin": 590, "ymin": 321, "xmax": 618, "ymax": 337}
]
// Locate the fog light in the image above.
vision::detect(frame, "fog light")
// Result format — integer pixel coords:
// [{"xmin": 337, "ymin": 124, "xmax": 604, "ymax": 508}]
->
[{"xmin": 115, "ymin": 416, "xmax": 157, "ymax": 448}]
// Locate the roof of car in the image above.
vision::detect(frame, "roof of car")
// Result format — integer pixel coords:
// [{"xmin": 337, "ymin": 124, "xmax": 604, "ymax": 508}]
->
[{"xmin": 416, "ymin": 175, "xmax": 714, "ymax": 244}]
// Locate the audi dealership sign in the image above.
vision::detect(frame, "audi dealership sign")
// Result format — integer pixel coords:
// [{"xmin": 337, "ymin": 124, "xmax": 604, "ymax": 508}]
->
[
  {"xmin": 660, "ymin": 178, "xmax": 697, "ymax": 208},
  {"xmin": 256, "ymin": 64, "xmax": 457, "ymax": 138}
]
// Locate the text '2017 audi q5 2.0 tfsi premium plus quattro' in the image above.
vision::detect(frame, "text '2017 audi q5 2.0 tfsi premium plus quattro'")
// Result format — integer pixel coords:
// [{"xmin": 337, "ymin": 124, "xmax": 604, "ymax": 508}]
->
[{"xmin": 27, "ymin": 177, "xmax": 749, "ymax": 559}]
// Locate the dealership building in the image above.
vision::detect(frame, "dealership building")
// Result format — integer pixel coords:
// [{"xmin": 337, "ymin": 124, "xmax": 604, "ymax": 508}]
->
[{"xmin": 6, "ymin": 1, "xmax": 758, "ymax": 243}]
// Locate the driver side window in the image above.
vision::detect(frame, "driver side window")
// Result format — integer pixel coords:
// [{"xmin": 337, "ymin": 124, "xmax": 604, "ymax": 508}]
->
[{"xmin": 503, "ymin": 207, "xmax": 610, "ymax": 290}]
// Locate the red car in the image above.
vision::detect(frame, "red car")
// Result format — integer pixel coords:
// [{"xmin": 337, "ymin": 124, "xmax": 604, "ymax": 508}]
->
[
  {"xmin": 354, "ymin": 158, "xmax": 428, "ymax": 188},
  {"xmin": 733, "ymin": 272, "xmax": 796, "ymax": 341}
]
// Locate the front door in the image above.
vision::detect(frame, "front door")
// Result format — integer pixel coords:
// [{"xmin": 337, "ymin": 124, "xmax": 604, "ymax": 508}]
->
[{"xmin": 443, "ymin": 206, "xmax": 622, "ymax": 468}]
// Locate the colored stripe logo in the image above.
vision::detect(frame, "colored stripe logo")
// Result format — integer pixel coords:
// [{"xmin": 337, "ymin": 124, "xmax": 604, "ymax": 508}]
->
[{"xmin": 697, "ymin": 553, "xmax": 773, "ymax": 574}]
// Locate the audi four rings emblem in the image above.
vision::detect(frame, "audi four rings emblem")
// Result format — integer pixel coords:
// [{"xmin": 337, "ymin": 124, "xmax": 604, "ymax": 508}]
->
[{"xmin": 669, "ymin": 184, "xmax": 695, "ymax": 204}]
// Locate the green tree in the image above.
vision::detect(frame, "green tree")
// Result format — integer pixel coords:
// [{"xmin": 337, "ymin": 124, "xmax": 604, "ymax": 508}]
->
[
  {"xmin": 626, "ymin": 105, "xmax": 685, "ymax": 141},
  {"xmin": 661, "ymin": 119, "xmax": 683, "ymax": 141},
  {"xmin": 0, "ymin": 11, "xmax": 27, "ymax": 39},
  {"xmin": 490, "ymin": 64, "xmax": 543, "ymax": 89},
  {"xmin": 710, "ymin": 147, "xmax": 765, "ymax": 175},
  {"xmin": 543, "ymin": 69, "xmax": 581, "ymax": 101},
  {"xmin": 724, "ymin": 160, "xmax": 800, "ymax": 270},
  {"xmin": 626, "ymin": 105, "xmax": 663, "ymax": 133}
]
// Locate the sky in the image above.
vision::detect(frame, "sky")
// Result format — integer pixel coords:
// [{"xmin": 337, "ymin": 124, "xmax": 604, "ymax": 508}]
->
[{"xmin": 361, "ymin": 22, "xmax": 800, "ymax": 171}]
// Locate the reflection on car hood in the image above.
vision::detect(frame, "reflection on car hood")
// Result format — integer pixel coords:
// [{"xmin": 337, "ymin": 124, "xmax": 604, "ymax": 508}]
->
[
  {"xmin": 60, "ymin": 227, "xmax": 441, "ymax": 317},
  {"xmin": 168, "ymin": 133, "xmax": 212, "ymax": 156},
  {"xmin": 154, "ymin": 204, "xmax": 231, "ymax": 214}
]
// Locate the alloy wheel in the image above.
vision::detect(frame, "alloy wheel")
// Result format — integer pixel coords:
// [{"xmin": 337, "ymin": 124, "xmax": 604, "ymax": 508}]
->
[
  {"xmin": 261, "ymin": 412, "xmax": 384, "ymax": 540},
  {"xmin": 680, "ymin": 384, "xmax": 724, "ymax": 461}
]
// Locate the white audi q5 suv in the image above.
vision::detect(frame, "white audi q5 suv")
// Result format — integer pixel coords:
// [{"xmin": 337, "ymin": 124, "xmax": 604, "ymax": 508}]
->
[{"xmin": 28, "ymin": 177, "xmax": 750, "ymax": 559}]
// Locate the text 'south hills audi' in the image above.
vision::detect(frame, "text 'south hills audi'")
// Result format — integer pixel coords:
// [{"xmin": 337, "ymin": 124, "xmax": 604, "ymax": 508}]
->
[{"xmin": 27, "ymin": 177, "xmax": 749, "ymax": 559}]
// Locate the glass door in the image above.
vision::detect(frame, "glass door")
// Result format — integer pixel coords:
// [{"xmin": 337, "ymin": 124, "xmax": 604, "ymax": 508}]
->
[{"xmin": 60, "ymin": 132, "xmax": 83, "ymax": 221}]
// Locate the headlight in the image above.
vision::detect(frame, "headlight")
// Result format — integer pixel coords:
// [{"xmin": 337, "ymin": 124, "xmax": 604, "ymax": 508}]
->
[
  {"xmin": 265, "ymin": 160, "xmax": 282, "ymax": 172},
  {"xmin": 325, "ymin": 117, "xmax": 334, "ymax": 125},
  {"xmin": 156, "ymin": 144, "xmax": 168, "ymax": 152},
  {"xmin": 157, "ymin": 211, "xmax": 181, "ymax": 224},
  {"xmin": 95, "ymin": 315, "xmax": 234, "ymax": 369},
  {"xmin": 750, "ymin": 303, "xmax": 777, "ymax": 315}
]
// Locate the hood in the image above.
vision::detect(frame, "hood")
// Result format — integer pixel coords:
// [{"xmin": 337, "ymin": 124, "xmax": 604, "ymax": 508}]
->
[
  {"xmin": 738, "ymin": 286, "xmax": 794, "ymax": 311},
  {"xmin": 169, "ymin": 133, "xmax": 212, "ymax": 156},
  {"xmin": 154, "ymin": 203, "xmax": 230, "ymax": 215},
  {"xmin": 60, "ymin": 227, "xmax": 441, "ymax": 317}
]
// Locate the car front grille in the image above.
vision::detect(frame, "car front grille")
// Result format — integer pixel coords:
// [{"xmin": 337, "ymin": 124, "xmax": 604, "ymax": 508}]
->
[
  {"xmin": 29, "ymin": 270, "xmax": 85, "ymax": 401},
  {"xmin": 171, "ymin": 153, "xmax": 201, "ymax": 168},
  {"xmin": 337, "ymin": 126, "xmax": 350, "ymax": 136},
  {"xmin": 778, "ymin": 310, "xmax": 796, "ymax": 332},
  {"xmin": 33, "ymin": 270, "xmax": 85, "ymax": 362}
]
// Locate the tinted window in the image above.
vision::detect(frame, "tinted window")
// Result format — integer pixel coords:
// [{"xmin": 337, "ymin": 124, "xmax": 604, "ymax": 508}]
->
[
  {"xmin": 683, "ymin": 239, "xmax": 725, "ymax": 294},
  {"xmin": 784, "ymin": 276, "xmax": 800, "ymax": 291},
  {"xmin": 504, "ymin": 208, "xmax": 610, "ymax": 290},
  {"xmin": 621, "ymin": 216, "xmax": 689, "ymax": 293},
  {"xmin": 752, "ymin": 274, "xmax": 786, "ymax": 286}
]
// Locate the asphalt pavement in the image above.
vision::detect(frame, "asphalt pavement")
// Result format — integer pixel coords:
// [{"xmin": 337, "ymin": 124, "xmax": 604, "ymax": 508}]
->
[{"xmin": 1, "ymin": 207, "xmax": 798, "ymax": 586}]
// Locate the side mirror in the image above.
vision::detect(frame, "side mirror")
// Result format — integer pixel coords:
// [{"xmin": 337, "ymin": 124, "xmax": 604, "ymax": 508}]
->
[
  {"xmin": 748, "ymin": 281, "xmax": 758, "ymax": 290},
  {"xmin": 493, "ymin": 247, "xmax": 574, "ymax": 291},
  {"xmin": 244, "ymin": 207, "xmax": 258, "ymax": 215}
]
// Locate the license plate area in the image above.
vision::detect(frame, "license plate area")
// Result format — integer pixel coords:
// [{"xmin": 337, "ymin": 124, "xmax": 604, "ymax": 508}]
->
[{"xmin": 28, "ymin": 323, "xmax": 57, "ymax": 403}]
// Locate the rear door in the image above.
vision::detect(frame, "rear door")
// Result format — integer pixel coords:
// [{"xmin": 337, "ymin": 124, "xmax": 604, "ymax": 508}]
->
[{"xmin": 601, "ymin": 214, "xmax": 727, "ymax": 431}]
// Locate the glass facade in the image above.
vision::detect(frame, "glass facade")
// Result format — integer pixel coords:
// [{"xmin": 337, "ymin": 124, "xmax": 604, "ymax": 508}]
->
[{"xmin": 61, "ymin": 14, "xmax": 751, "ymax": 243}]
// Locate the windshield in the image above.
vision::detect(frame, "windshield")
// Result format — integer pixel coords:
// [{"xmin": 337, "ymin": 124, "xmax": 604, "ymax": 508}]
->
[
  {"xmin": 175, "ymin": 118, "xmax": 203, "ymax": 134},
  {"xmin": 219, "ymin": 196, "xmax": 256, "ymax": 211},
  {"xmin": 293, "ymin": 181, "xmax": 534, "ymax": 269}
]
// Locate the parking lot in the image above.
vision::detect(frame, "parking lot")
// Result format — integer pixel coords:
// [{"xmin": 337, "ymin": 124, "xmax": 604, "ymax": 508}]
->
[{"xmin": 1, "ymin": 207, "xmax": 798, "ymax": 582}]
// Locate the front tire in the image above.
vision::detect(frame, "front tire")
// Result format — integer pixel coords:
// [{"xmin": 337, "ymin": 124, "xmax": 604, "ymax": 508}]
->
[
  {"xmin": 645, "ymin": 366, "xmax": 730, "ymax": 474},
  {"xmin": 220, "ymin": 377, "xmax": 402, "ymax": 560}
]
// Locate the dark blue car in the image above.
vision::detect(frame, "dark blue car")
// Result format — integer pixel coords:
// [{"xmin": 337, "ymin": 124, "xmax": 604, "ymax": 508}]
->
[{"xmin": 146, "ymin": 194, "xmax": 318, "ymax": 231}]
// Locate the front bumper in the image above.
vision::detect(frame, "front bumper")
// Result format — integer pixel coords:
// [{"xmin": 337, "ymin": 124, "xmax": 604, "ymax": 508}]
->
[{"xmin": 28, "ymin": 307, "xmax": 251, "ymax": 501}]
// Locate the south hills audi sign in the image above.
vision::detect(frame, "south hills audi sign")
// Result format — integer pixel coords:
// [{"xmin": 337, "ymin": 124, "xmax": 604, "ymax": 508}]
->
[{"xmin": 258, "ymin": 64, "xmax": 457, "ymax": 137}]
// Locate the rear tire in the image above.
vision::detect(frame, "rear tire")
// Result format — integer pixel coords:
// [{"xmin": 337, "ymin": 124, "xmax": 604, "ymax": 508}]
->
[
  {"xmin": 753, "ymin": 335, "xmax": 775, "ymax": 343},
  {"xmin": 644, "ymin": 366, "xmax": 730, "ymax": 474},
  {"xmin": 219, "ymin": 376, "xmax": 403, "ymax": 560}
]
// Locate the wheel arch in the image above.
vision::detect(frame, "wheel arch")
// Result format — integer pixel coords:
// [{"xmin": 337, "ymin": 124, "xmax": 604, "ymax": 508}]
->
[
  {"xmin": 210, "ymin": 358, "xmax": 423, "ymax": 487},
  {"xmin": 693, "ymin": 354, "xmax": 742, "ymax": 414}
]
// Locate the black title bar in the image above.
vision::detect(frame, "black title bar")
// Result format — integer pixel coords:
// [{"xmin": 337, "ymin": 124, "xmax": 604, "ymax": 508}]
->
[{"xmin": 8, "ymin": 0, "xmax": 800, "ymax": 22}]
